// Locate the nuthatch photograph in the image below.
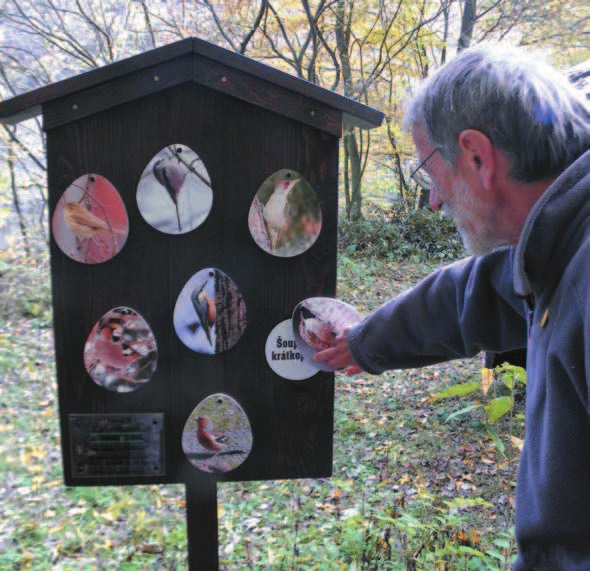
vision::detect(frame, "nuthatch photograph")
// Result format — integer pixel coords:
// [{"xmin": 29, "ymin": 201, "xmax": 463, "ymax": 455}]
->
[
  {"xmin": 136, "ymin": 144, "xmax": 213, "ymax": 234},
  {"xmin": 292, "ymin": 297, "xmax": 361, "ymax": 372},
  {"xmin": 52, "ymin": 174, "xmax": 129, "ymax": 264},
  {"xmin": 182, "ymin": 393, "xmax": 252, "ymax": 474},
  {"xmin": 173, "ymin": 268, "xmax": 247, "ymax": 354},
  {"xmin": 248, "ymin": 169, "xmax": 322, "ymax": 257}
]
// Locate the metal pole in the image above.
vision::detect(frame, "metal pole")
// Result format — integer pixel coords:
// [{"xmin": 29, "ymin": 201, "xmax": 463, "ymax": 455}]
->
[{"xmin": 186, "ymin": 477, "xmax": 219, "ymax": 570}]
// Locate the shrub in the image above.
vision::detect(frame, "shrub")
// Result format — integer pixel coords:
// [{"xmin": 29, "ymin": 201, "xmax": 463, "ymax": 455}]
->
[
  {"xmin": 0, "ymin": 238, "xmax": 52, "ymax": 324},
  {"xmin": 339, "ymin": 204, "xmax": 465, "ymax": 261}
]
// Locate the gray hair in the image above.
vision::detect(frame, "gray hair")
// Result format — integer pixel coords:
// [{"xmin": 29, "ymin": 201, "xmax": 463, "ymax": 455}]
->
[{"xmin": 405, "ymin": 44, "xmax": 590, "ymax": 182}]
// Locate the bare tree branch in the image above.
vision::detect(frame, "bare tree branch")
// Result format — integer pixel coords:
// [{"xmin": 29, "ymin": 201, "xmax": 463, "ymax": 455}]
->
[
  {"xmin": 239, "ymin": 0, "xmax": 268, "ymax": 55},
  {"xmin": 135, "ymin": 0, "xmax": 157, "ymax": 48},
  {"xmin": 1, "ymin": 124, "xmax": 46, "ymax": 172},
  {"xmin": 200, "ymin": 0, "xmax": 239, "ymax": 51}
]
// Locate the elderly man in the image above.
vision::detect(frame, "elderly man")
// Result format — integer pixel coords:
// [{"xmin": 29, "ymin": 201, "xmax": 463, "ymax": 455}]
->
[{"xmin": 316, "ymin": 45, "xmax": 590, "ymax": 570}]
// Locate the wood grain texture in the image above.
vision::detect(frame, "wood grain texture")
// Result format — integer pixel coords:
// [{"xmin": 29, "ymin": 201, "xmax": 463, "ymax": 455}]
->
[
  {"xmin": 192, "ymin": 55, "xmax": 342, "ymax": 137},
  {"xmin": 48, "ymin": 81, "xmax": 338, "ymax": 486}
]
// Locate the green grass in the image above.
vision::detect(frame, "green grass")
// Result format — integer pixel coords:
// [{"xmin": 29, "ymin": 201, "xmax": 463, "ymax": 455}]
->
[{"xmin": 0, "ymin": 245, "xmax": 521, "ymax": 570}]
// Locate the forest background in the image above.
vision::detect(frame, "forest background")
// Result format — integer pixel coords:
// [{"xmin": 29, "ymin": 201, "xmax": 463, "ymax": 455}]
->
[{"xmin": 0, "ymin": 0, "xmax": 589, "ymax": 569}]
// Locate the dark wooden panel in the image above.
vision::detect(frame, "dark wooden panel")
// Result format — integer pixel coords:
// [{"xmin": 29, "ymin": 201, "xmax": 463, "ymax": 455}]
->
[
  {"xmin": 47, "ymin": 81, "xmax": 338, "ymax": 486},
  {"xmin": 42, "ymin": 55, "xmax": 193, "ymax": 131},
  {"xmin": 192, "ymin": 54, "xmax": 342, "ymax": 137}
]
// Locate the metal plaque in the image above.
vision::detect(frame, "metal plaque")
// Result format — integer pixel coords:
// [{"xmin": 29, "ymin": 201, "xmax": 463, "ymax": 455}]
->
[{"xmin": 69, "ymin": 413, "xmax": 165, "ymax": 478}]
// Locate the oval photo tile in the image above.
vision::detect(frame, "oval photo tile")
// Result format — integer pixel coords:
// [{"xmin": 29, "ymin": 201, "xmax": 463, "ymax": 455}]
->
[
  {"xmin": 248, "ymin": 169, "xmax": 321, "ymax": 257},
  {"xmin": 137, "ymin": 144, "xmax": 213, "ymax": 234},
  {"xmin": 52, "ymin": 174, "xmax": 129, "ymax": 264},
  {"xmin": 292, "ymin": 298, "xmax": 361, "ymax": 372},
  {"xmin": 174, "ymin": 268, "xmax": 247, "ymax": 354},
  {"xmin": 182, "ymin": 393, "xmax": 252, "ymax": 473},
  {"xmin": 83, "ymin": 307, "xmax": 158, "ymax": 393},
  {"xmin": 265, "ymin": 319, "xmax": 321, "ymax": 380}
]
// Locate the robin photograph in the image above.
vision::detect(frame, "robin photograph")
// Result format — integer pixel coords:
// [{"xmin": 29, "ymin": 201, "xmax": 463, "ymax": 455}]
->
[{"xmin": 182, "ymin": 393, "xmax": 252, "ymax": 474}]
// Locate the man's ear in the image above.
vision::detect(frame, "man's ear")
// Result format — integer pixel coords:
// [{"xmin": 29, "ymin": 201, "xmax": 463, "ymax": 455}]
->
[{"xmin": 458, "ymin": 129, "xmax": 495, "ymax": 190}]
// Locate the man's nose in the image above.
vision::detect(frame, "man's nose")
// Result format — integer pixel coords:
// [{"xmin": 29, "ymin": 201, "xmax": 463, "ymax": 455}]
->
[{"xmin": 429, "ymin": 188, "xmax": 442, "ymax": 211}]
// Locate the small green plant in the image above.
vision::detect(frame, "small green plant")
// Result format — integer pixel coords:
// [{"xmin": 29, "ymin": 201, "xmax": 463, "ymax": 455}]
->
[{"xmin": 430, "ymin": 363, "xmax": 527, "ymax": 455}]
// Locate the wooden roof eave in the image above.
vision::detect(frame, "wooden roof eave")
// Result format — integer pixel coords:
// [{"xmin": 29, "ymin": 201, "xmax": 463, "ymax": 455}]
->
[{"xmin": 0, "ymin": 37, "xmax": 384, "ymax": 135}]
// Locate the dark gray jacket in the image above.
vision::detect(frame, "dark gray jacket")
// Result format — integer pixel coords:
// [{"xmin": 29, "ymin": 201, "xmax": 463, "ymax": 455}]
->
[{"xmin": 348, "ymin": 150, "xmax": 590, "ymax": 570}]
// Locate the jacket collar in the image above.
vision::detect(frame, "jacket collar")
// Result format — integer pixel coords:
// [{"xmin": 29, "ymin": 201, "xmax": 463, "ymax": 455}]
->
[{"xmin": 513, "ymin": 150, "xmax": 590, "ymax": 298}]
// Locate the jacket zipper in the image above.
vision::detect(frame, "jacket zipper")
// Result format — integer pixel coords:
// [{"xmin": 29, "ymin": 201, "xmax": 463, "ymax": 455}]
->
[{"xmin": 525, "ymin": 294, "xmax": 535, "ymax": 337}]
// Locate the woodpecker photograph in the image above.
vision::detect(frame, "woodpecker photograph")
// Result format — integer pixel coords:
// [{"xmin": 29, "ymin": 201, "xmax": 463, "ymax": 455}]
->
[
  {"xmin": 136, "ymin": 144, "xmax": 213, "ymax": 234},
  {"xmin": 51, "ymin": 174, "xmax": 129, "ymax": 264},
  {"xmin": 173, "ymin": 267, "xmax": 247, "ymax": 354},
  {"xmin": 181, "ymin": 393, "xmax": 252, "ymax": 474},
  {"xmin": 83, "ymin": 306, "xmax": 158, "ymax": 393},
  {"xmin": 248, "ymin": 168, "xmax": 321, "ymax": 257},
  {"xmin": 292, "ymin": 298, "xmax": 361, "ymax": 371}
]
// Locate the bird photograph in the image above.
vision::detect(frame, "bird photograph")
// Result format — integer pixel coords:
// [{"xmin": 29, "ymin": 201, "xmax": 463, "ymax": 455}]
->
[
  {"xmin": 248, "ymin": 169, "xmax": 322, "ymax": 257},
  {"xmin": 52, "ymin": 174, "xmax": 129, "ymax": 264},
  {"xmin": 195, "ymin": 416, "xmax": 228, "ymax": 457},
  {"xmin": 182, "ymin": 393, "xmax": 252, "ymax": 474},
  {"xmin": 136, "ymin": 144, "xmax": 213, "ymax": 234},
  {"xmin": 83, "ymin": 307, "xmax": 158, "ymax": 393},
  {"xmin": 296, "ymin": 305, "xmax": 337, "ymax": 351},
  {"xmin": 292, "ymin": 297, "xmax": 361, "ymax": 371},
  {"xmin": 173, "ymin": 267, "xmax": 247, "ymax": 354}
]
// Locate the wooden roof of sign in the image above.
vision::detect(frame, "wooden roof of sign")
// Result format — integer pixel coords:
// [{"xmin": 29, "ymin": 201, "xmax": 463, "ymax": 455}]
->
[{"xmin": 0, "ymin": 37, "xmax": 384, "ymax": 137}]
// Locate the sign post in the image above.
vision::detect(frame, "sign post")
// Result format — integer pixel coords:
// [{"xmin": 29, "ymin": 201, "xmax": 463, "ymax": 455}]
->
[{"xmin": 0, "ymin": 37, "xmax": 383, "ymax": 568}]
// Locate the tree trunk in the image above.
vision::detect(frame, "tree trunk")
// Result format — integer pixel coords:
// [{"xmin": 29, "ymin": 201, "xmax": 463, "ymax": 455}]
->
[
  {"xmin": 8, "ymin": 143, "xmax": 30, "ymax": 256},
  {"xmin": 458, "ymin": 0, "xmax": 477, "ymax": 51},
  {"xmin": 441, "ymin": 0, "xmax": 453, "ymax": 65},
  {"xmin": 343, "ymin": 140, "xmax": 351, "ymax": 219},
  {"xmin": 345, "ymin": 129, "xmax": 363, "ymax": 220},
  {"xmin": 385, "ymin": 116, "xmax": 410, "ymax": 205},
  {"xmin": 335, "ymin": 0, "xmax": 363, "ymax": 220}
]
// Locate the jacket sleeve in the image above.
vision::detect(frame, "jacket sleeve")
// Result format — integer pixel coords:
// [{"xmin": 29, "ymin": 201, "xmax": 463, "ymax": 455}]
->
[{"xmin": 348, "ymin": 248, "xmax": 528, "ymax": 374}]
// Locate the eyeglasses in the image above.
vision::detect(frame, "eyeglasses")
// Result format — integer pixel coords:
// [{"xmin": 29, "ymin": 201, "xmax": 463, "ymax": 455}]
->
[{"xmin": 409, "ymin": 147, "xmax": 439, "ymax": 191}]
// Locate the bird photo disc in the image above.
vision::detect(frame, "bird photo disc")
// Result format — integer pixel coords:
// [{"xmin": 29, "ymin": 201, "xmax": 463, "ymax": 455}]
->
[
  {"xmin": 265, "ymin": 319, "xmax": 321, "ymax": 380},
  {"xmin": 182, "ymin": 393, "xmax": 252, "ymax": 474},
  {"xmin": 52, "ymin": 174, "xmax": 129, "ymax": 264},
  {"xmin": 83, "ymin": 307, "xmax": 158, "ymax": 393},
  {"xmin": 248, "ymin": 169, "xmax": 322, "ymax": 257},
  {"xmin": 136, "ymin": 144, "xmax": 213, "ymax": 234},
  {"xmin": 292, "ymin": 298, "xmax": 361, "ymax": 372},
  {"xmin": 174, "ymin": 268, "xmax": 247, "ymax": 354}
]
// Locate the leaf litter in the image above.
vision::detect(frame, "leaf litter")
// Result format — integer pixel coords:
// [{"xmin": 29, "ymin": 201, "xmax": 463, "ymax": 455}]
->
[{"xmin": 0, "ymin": 254, "xmax": 521, "ymax": 569}]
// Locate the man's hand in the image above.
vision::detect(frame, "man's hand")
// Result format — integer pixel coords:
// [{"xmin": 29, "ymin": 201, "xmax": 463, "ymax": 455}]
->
[{"xmin": 313, "ymin": 328, "xmax": 363, "ymax": 375}]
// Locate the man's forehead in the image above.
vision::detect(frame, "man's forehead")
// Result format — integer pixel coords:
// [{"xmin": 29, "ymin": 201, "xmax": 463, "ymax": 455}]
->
[{"xmin": 411, "ymin": 122, "xmax": 434, "ymax": 155}]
